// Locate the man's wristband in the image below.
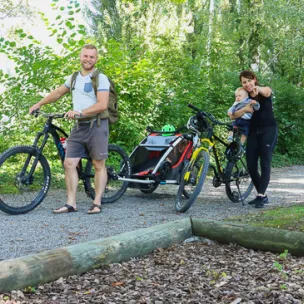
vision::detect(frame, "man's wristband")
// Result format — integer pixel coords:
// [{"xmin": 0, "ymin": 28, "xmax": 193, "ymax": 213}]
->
[{"xmin": 79, "ymin": 110, "xmax": 83, "ymax": 117}]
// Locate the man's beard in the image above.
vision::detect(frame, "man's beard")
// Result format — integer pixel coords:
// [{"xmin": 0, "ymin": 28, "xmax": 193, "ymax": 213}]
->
[{"xmin": 81, "ymin": 62, "xmax": 94, "ymax": 71}]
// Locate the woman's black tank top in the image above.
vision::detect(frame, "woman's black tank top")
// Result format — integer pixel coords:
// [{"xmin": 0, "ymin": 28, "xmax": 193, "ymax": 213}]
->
[{"xmin": 249, "ymin": 93, "xmax": 277, "ymax": 130}]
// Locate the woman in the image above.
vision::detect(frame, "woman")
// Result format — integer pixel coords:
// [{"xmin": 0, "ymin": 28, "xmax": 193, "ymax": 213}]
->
[{"xmin": 230, "ymin": 70, "xmax": 278, "ymax": 208}]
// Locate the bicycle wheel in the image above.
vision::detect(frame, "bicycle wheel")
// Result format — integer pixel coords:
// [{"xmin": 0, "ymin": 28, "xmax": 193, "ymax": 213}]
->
[
  {"xmin": 84, "ymin": 144, "xmax": 131, "ymax": 203},
  {"xmin": 0, "ymin": 146, "xmax": 51, "ymax": 215},
  {"xmin": 175, "ymin": 150, "xmax": 209, "ymax": 213},
  {"xmin": 140, "ymin": 183, "xmax": 160, "ymax": 194},
  {"xmin": 225, "ymin": 155, "xmax": 254, "ymax": 203}
]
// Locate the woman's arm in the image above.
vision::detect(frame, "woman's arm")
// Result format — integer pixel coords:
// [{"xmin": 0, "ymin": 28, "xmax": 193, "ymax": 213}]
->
[
  {"xmin": 252, "ymin": 86, "xmax": 272, "ymax": 98},
  {"xmin": 229, "ymin": 103, "xmax": 254, "ymax": 120}
]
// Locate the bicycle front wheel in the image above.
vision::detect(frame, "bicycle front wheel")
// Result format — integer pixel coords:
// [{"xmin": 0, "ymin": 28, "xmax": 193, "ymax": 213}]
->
[
  {"xmin": 0, "ymin": 146, "xmax": 51, "ymax": 215},
  {"xmin": 84, "ymin": 144, "xmax": 131, "ymax": 203},
  {"xmin": 175, "ymin": 150, "xmax": 209, "ymax": 213},
  {"xmin": 225, "ymin": 156, "xmax": 254, "ymax": 203}
]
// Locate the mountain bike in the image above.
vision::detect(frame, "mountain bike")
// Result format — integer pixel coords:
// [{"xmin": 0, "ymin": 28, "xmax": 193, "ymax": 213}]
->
[
  {"xmin": 175, "ymin": 104, "xmax": 253, "ymax": 212},
  {"xmin": 0, "ymin": 111, "xmax": 131, "ymax": 215}
]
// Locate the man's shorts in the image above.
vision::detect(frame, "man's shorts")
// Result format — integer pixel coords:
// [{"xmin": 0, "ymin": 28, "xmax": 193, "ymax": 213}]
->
[
  {"xmin": 66, "ymin": 119, "xmax": 108, "ymax": 160},
  {"xmin": 233, "ymin": 118, "xmax": 250, "ymax": 137}
]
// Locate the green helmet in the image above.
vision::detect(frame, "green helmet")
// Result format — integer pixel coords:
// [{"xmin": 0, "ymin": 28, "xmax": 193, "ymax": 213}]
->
[{"xmin": 162, "ymin": 124, "xmax": 175, "ymax": 136}]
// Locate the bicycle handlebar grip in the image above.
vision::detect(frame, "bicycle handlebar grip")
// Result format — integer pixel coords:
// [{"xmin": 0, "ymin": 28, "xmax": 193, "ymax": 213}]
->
[
  {"xmin": 31, "ymin": 109, "xmax": 40, "ymax": 117},
  {"xmin": 188, "ymin": 104, "xmax": 200, "ymax": 112}
]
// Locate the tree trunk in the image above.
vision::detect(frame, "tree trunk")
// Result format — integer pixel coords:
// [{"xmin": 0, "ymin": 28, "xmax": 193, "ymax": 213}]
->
[
  {"xmin": 192, "ymin": 218, "xmax": 304, "ymax": 256},
  {"xmin": 0, "ymin": 219, "xmax": 192, "ymax": 292}
]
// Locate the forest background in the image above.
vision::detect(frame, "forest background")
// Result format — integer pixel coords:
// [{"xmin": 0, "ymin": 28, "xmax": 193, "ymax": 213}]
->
[{"xmin": 0, "ymin": 0, "xmax": 303, "ymax": 167}]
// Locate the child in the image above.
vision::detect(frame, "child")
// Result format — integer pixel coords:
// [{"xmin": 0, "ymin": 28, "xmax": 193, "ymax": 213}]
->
[{"xmin": 227, "ymin": 87, "xmax": 260, "ymax": 145}]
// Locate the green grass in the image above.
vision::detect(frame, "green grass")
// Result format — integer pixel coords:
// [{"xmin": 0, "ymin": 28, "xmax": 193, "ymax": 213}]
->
[{"xmin": 225, "ymin": 204, "xmax": 304, "ymax": 232}]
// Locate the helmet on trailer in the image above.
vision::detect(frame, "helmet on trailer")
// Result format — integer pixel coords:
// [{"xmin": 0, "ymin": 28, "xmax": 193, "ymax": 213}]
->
[{"xmin": 161, "ymin": 124, "xmax": 175, "ymax": 136}]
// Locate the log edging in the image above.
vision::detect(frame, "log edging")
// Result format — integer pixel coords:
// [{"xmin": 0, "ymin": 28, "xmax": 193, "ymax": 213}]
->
[
  {"xmin": 0, "ymin": 218, "xmax": 192, "ymax": 292},
  {"xmin": 191, "ymin": 217, "xmax": 304, "ymax": 256},
  {"xmin": 1, "ymin": 217, "xmax": 304, "ymax": 292}
]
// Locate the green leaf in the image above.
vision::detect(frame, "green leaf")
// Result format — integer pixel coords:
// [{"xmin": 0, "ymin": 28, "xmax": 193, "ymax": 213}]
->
[
  {"xmin": 65, "ymin": 21, "xmax": 72, "ymax": 28},
  {"xmin": 10, "ymin": 42, "xmax": 16, "ymax": 47}
]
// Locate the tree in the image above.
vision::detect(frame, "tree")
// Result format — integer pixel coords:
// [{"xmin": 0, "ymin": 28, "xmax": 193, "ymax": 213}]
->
[
  {"xmin": 0, "ymin": 0, "xmax": 303, "ymax": 165},
  {"xmin": 0, "ymin": 0, "xmax": 32, "ymax": 20}
]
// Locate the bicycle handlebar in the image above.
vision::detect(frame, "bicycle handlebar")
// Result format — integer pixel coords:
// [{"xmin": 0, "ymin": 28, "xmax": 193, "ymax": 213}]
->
[
  {"xmin": 188, "ymin": 104, "xmax": 232, "ymax": 127},
  {"xmin": 31, "ymin": 110, "xmax": 93, "ymax": 120},
  {"xmin": 31, "ymin": 110, "xmax": 65, "ymax": 119}
]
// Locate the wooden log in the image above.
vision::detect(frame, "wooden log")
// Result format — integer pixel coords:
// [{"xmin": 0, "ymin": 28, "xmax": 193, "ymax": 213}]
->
[
  {"xmin": 0, "ymin": 218, "xmax": 192, "ymax": 292},
  {"xmin": 191, "ymin": 217, "xmax": 304, "ymax": 256}
]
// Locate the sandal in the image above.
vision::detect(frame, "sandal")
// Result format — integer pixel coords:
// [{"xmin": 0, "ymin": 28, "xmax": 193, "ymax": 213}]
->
[
  {"xmin": 87, "ymin": 204, "xmax": 102, "ymax": 214},
  {"xmin": 53, "ymin": 204, "xmax": 78, "ymax": 214}
]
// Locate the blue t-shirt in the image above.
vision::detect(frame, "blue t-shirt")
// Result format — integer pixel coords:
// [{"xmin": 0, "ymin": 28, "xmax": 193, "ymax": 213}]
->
[{"xmin": 64, "ymin": 71, "xmax": 110, "ymax": 112}]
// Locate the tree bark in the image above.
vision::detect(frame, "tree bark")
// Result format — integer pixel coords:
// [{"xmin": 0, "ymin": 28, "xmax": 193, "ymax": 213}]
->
[
  {"xmin": 0, "ymin": 219, "xmax": 192, "ymax": 292},
  {"xmin": 192, "ymin": 218, "xmax": 304, "ymax": 256}
]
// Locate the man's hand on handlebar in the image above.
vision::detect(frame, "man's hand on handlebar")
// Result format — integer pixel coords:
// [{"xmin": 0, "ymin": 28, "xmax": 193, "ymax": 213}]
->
[
  {"xmin": 29, "ymin": 103, "xmax": 41, "ymax": 115},
  {"xmin": 64, "ymin": 110, "xmax": 81, "ymax": 119}
]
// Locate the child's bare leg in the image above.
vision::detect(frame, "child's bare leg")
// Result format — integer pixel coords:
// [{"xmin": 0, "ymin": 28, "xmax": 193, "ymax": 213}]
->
[
  {"xmin": 228, "ymin": 131, "xmax": 233, "ymax": 142},
  {"xmin": 240, "ymin": 135, "xmax": 247, "ymax": 144}
]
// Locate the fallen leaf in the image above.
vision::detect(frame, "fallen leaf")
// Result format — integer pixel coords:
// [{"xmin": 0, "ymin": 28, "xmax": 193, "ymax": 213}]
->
[{"xmin": 112, "ymin": 281, "xmax": 124, "ymax": 287}]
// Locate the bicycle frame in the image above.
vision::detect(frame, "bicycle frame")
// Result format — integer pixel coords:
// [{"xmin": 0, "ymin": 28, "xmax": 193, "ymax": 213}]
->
[
  {"xmin": 32, "ymin": 117, "xmax": 69, "ymax": 163},
  {"xmin": 22, "ymin": 115, "xmax": 93, "ymax": 186},
  {"xmin": 208, "ymin": 134, "xmax": 230, "ymax": 180}
]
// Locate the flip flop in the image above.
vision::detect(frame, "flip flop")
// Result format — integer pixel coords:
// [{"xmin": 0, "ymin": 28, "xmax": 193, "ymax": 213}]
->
[
  {"xmin": 87, "ymin": 204, "xmax": 102, "ymax": 214},
  {"xmin": 53, "ymin": 204, "xmax": 78, "ymax": 214}
]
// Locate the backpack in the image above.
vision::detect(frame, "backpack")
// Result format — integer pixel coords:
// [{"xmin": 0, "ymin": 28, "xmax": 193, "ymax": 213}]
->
[{"xmin": 70, "ymin": 69, "xmax": 118, "ymax": 124}]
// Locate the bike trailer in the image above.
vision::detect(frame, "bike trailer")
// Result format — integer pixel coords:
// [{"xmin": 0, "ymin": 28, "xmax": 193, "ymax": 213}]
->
[{"xmin": 128, "ymin": 132, "xmax": 192, "ymax": 190}]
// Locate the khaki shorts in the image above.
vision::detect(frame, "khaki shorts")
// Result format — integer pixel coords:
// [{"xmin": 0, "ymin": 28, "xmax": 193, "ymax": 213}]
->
[{"xmin": 66, "ymin": 119, "xmax": 109, "ymax": 160}]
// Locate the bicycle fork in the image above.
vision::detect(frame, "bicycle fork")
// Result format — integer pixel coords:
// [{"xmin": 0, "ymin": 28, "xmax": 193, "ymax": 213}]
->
[
  {"xmin": 231, "ymin": 162, "xmax": 245, "ymax": 206},
  {"xmin": 20, "ymin": 132, "xmax": 49, "ymax": 186}
]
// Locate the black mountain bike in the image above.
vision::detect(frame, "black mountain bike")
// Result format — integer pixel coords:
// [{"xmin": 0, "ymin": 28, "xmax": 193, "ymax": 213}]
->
[
  {"xmin": 175, "ymin": 104, "xmax": 253, "ymax": 212},
  {"xmin": 0, "ymin": 111, "xmax": 131, "ymax": 215}
]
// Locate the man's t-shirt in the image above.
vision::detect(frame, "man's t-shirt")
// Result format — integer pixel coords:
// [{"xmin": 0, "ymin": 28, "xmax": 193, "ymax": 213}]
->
[{"xmin": 64, "ymin": 72, "xmax": 110, "ymax": 112}]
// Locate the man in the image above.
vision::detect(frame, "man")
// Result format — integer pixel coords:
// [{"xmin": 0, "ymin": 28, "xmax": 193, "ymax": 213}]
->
[{"xmin": 29, "ymin": 44, "xmax": 109, "ymax": 214}]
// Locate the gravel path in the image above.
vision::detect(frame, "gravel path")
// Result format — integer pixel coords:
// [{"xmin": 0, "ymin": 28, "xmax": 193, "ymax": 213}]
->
[{"xmin": 0, "ymin": 165, "xmax": 303, "ymax": 261}]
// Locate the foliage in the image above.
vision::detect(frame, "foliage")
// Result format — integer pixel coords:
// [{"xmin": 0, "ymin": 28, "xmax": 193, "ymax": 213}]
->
[
  {"xmin": 0, "ymin": 0, "xmax": 33, "ymax": 20},
  {"xmin": 0, "ymin": 0, "xmax": 304, "ymax": 167}
]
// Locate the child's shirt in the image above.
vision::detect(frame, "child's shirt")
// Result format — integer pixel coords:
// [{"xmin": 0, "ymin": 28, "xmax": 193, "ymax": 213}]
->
[{"xmin": 228, "ymin": 97, "xmax": 260, "ymax": 120}]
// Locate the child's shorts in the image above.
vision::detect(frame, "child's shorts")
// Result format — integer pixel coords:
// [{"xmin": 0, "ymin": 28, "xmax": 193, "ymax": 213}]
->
[{"xmin": 233, "ymin": 118, "xmax": 250, "ymax": 136}]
